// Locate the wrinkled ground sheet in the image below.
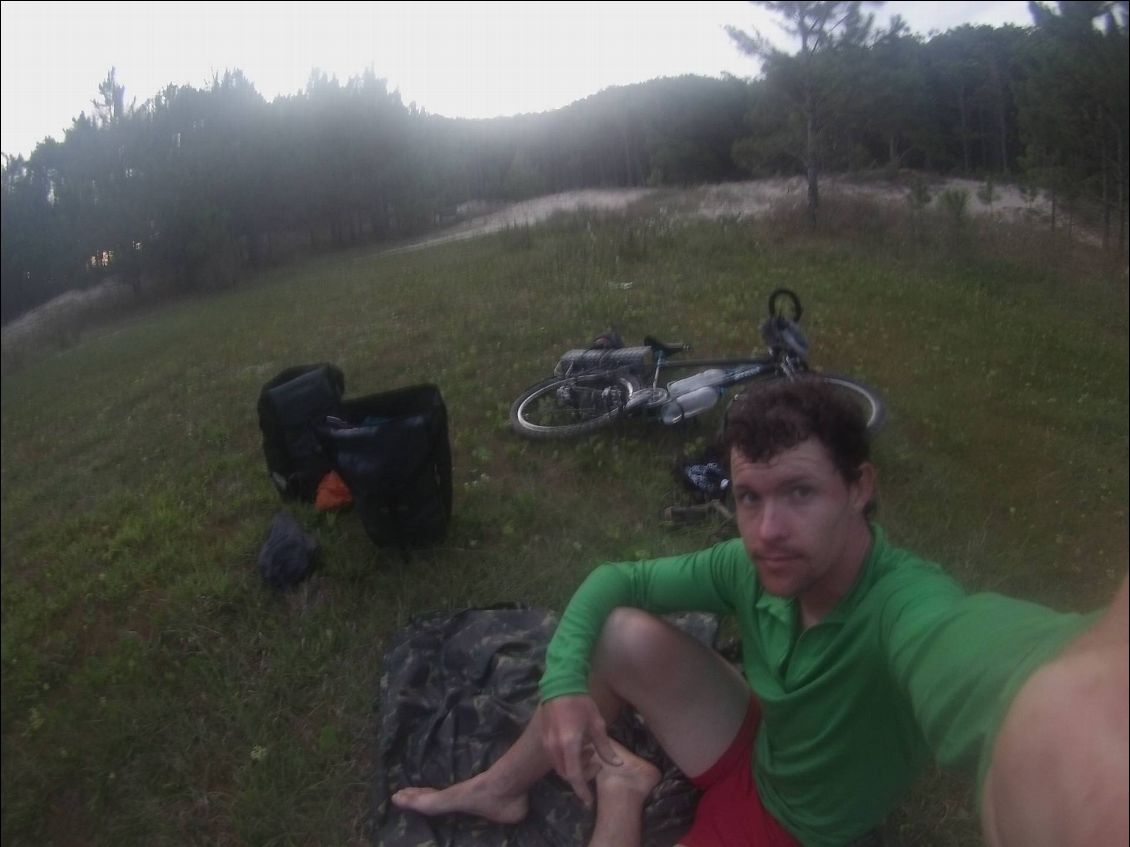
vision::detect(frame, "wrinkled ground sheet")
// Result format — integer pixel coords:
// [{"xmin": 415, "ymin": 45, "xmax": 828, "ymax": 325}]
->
[{"xmin": 373, "ymin": 606, "xmax": 721, "ymax": 847}]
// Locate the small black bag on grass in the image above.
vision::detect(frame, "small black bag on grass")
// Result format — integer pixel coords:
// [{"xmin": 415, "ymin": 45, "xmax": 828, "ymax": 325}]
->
[
  {"xmin": 319, "ymin": 384, "xmax": 452, "ymax": 546},
  {"xmin": 257, "ymin": 364, "xmax": 345, "ymax": 501},
  {"xmin": 258, "ymin": 511, "xmax": 319, "ymax": 589}
]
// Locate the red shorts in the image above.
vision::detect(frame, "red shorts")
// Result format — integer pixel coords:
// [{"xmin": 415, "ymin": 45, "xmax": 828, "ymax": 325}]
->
[{"xmin": 679, "ymin": 700, "xmax": 800, "ymax": 847}]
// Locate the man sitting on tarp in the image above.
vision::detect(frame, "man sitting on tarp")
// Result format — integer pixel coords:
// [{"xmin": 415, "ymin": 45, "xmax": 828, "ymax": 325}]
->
[{"xmin": 393, "ymin": 378, "xmax": 1128, "ymax": 847}]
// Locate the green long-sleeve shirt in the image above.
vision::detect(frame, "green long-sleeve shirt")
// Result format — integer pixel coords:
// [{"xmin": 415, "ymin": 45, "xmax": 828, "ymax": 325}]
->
[{"xmin": 539, "ymin": 525, "xmax": 1092, "ymax": 847}]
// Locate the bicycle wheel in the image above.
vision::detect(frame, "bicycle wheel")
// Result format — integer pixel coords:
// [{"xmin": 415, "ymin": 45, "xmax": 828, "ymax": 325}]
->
[
  {"xmin": 816, "ymin": 373, "xmax": 886, "ymax": 433},
  {"xmin": 510, "ymin": 372, "xmax": 638, "ymax": 439}
]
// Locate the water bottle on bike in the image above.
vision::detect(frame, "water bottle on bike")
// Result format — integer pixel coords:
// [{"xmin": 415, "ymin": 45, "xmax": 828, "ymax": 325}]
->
[{"xmin": 659, "ymin": 370, "xmax": 728, "ymax": 424}]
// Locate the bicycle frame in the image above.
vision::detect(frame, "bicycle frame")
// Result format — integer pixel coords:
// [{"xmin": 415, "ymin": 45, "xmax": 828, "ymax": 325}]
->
[{"xmin": 643, "ymin": 349, "xmax": 804, "ymax": 397}]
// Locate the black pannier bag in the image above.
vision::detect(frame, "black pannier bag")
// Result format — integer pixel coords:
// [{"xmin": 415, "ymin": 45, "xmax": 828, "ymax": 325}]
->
[
  {"xmin": 320, "ymin": 384, "xmax": 453, "ymax": 546},
  {"xmin": 257, "ymin": 364, "xmax": 345, "ymax": 501}
]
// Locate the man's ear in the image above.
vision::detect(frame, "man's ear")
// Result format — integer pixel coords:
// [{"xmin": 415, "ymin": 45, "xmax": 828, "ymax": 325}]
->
[{"xmin": 850, "ymin": 462, "xmax": 876, "ymax": 513}]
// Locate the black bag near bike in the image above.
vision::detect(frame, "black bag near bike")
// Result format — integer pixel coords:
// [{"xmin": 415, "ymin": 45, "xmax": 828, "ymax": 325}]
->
[
  {"xmin": 318, "ymin": 384, "xmax": 453, "ymax": 546},
  {"xmin": 257, "ymin": 363, "xmax": 346, "ymax": 501}
]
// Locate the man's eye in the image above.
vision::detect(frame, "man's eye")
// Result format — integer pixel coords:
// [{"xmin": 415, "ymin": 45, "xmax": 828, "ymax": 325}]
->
[
  {"xmin": 737, "ymin": 492, "xmax": 760, "ymax": 506},
  {"xmin": 789, "ymin": 486, "xmax": 814, "ymax": 502}
]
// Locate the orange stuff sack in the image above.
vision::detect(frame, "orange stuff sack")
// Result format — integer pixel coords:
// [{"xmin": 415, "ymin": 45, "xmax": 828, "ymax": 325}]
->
[{"xmin": 315, "ymin": 471, "xmax": 354, "ymax": 511}]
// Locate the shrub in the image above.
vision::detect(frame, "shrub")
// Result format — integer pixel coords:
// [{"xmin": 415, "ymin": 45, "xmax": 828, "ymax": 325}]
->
[{"xmin": 938, "ymin": 188, "xmax": 969, "ymax": 225}]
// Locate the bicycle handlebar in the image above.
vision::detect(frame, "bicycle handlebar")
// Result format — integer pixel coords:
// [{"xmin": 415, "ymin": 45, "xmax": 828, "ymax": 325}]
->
[{"xmin": 768, "ymin": 288, "xmax": 803, "ymax": 323}]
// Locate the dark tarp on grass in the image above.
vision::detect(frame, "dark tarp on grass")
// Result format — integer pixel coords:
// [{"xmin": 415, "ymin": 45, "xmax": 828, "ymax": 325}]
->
[{"xmin": 372, "ymin": 606, "xmax": 721, "ymax": 847}]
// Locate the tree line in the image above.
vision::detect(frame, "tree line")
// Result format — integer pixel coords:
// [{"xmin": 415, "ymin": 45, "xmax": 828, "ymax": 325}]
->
[{"xmin": 2, "ymin": 0, "xmax": 1126, "ymax": 325}]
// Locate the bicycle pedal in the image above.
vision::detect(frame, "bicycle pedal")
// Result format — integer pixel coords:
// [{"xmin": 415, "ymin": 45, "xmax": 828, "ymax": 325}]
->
[
  {"xmin": 662, "ymin": 503, "xmax": 712, "ymax": 524},
  {"xmin": 710, "ymin": 501, "xmax": 735, "ymax": 522},
  {"xmin": 662, "ymin": 501, "xmax": 735, "ymax": 526}
]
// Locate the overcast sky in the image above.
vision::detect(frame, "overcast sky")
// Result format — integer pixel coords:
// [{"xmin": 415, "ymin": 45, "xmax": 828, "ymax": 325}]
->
[{"xmin": 1, "ymin": 1, "xmax": 1035, "ymax": 161}]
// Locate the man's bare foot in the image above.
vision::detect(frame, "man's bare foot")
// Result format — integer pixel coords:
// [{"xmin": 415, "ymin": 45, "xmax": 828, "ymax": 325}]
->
[
  {"xmin": 595, "ymin": 740, "xmax": 661, "ymax": 804},
  {"xmin": 586, "ymin": 741, "xmax": 662, "ymax": 847},
  {"xmin": 391, "ymin": 773, "xmax": 528, "ymax": 825}
]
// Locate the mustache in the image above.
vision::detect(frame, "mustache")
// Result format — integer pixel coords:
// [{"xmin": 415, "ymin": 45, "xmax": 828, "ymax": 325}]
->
[{"xmin": 754, "ymin": 548, "xmax": 803, "ymax": 560}]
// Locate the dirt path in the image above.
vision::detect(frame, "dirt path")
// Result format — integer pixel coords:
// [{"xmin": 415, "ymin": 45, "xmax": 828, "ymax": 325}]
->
[
  {"xmin": 381, "ymin": 176, "xmax": 1053, "ymax": 255},
  {"xmin": 381, "ymin": 187, "xmax": 658, "ymax": 255}
]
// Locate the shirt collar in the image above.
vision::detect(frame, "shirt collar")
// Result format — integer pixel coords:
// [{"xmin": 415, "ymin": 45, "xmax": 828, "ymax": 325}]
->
[
  {"xmin": 754, "ymin": 584, "xmax": 794, "ymax": 624},
  {"xmin": 821, "ymin": 522, "xmax": 884, "ymax": 624}
]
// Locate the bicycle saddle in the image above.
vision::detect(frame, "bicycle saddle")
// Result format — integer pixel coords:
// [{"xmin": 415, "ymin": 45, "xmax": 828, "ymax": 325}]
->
[{"xmin": 644, "ymin": 336, "xmax": 691, "ymax": 356}]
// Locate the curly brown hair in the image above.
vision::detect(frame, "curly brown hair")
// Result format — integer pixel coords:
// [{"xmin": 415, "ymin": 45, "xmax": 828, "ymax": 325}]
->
[{"xmin": 723, "ymin": 377, "xmax": 871, "ymax": 486}]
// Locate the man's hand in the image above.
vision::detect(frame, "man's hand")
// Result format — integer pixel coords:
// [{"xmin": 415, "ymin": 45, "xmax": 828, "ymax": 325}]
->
[{"xmin": 541, "ymin": 694, "xmax": 623, "ymax": 808}]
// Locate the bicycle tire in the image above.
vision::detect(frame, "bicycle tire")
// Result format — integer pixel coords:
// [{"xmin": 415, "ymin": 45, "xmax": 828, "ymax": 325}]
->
[
  {"xmin": 814, "ymin": 372, "xmax": 887, "ymax": 433},
  {"xmin": 510, "ymin": 372, "xmax": 638, "ymax": 440}
]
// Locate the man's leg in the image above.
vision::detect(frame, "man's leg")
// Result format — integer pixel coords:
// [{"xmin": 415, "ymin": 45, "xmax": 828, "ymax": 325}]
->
[
  {"xmin": 982, "ymin": 575, "xmax": 1129, "ymax": 847},
  {"xmin": 389, "ymin": 692, "xmax": 560, "ymax": 824},
  {"xmin": 587, "ymin": 607, "xmax": 752, "ymax": 776},
  {"xmin": 392, "ymin": 607, "xmax": 751, "ymax": 829}
]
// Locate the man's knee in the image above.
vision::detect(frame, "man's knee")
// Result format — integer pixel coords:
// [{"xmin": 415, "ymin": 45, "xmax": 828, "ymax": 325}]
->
[{"xmin": 593, "ymin": 607, "xmax": 681, "ymax": 677}]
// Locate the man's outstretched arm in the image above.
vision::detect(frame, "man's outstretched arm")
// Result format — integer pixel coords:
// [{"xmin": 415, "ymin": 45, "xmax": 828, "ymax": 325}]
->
[{"xmin": 982, "ymin": 574, "xmax": 1129, "ymax": 847}]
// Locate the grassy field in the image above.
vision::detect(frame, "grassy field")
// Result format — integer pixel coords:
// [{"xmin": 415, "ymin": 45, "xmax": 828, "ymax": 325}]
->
[{"xmin": 2, "ymin": 199, "xmax": 1127, "ymax": 846}]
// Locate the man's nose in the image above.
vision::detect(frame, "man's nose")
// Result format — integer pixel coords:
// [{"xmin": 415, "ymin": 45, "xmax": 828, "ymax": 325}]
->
[{"xmin": 756, "ymin": 500, "xmax": 787, "ymax": 544}]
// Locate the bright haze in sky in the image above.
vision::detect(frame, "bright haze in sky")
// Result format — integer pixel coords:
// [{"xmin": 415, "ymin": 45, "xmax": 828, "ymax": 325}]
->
[{"xmin": 2, "ymin": 1, "xmax": 1035, "ymax": 161}]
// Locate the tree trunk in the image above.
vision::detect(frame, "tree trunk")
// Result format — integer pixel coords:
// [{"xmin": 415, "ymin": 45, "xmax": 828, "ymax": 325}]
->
[
  {"xmin": 978, "ymin": 107, "xmax": 987, "ymax": 172},
  {"xmin": 1116, "ymin": 124, "xmax": 1126, "ymax": 255},
  {"xmin": 620, "ymin": 121, "xmax": 634, "ymax": 186},
  {"xmin": 1119, "ymin": 172, "xmax": 1127, "ymax": 257},
  {"xmin": 806, "ymin": 107, "xmax": 819, "ymax": 229},
  {"xmin": 1120, "ymin": 190, "xmax": 1127, "ymax": 257},
  {"xmin": 991, "ymin": 60, "xmax": 1009, "ymax": 177},
  {"xmin": 1102, "ymin": 157, "xmax": 1110, "ymax": 251},
  {"xmin": 998, "ymin": 105, "xmax": 1010, "ymax": 177},
  {"xmin": 959, "ymin": 85, "xmax": 970, "ymax": 173}
]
